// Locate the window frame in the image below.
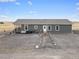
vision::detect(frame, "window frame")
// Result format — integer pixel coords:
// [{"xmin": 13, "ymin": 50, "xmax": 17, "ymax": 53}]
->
[
  {"xmin": 55, "ymin": 25, "xmax": 60, "ymax": 31},
  {"xmin": 48, "ymin": 25, "xmax": 52, "ymax": 31},
  {"xmin": 34, "ymin": 25, "xmax": 38, "ymax": 30}
]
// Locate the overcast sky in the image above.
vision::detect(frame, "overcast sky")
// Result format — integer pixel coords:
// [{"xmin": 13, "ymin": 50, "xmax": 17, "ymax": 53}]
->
[{"xmin": 0, "ymin": 0, "xmax": 79, "ymax": 22}]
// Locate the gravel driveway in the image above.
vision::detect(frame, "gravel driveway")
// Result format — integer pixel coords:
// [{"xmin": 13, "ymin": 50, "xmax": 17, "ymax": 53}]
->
[{"xmin": 0, "ymin": 33, "xmax": 79, "ymax": 59}]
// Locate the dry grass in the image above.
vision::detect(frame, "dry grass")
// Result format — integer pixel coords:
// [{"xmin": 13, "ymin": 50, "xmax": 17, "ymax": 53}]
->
[
  {"xmin": 72, "ymin": 22, "xmax": 79, "ymax": 30},
  {"xmin": 0, "ymin": 22, "xmax": 15, "ymax": 32}
]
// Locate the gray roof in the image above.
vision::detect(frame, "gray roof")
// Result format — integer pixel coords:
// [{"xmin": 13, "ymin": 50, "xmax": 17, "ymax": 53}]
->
[{"xmin": 14, "ymin": 19, "xmax": 72, "ymax": 25}]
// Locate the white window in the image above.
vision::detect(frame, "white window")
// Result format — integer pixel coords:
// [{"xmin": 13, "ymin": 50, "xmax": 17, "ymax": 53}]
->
[
  {"xmin": 55, "ymin": 25, "xmax": 60, "ymax": 31},
  {"xmin": 34, "ymin": 25, "xmax": 38, "ymax": 29}
]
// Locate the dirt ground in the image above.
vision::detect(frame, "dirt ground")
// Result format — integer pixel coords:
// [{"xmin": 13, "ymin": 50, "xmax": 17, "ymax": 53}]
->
[{"xmin": 0, "ymin": 33, "xmax": 79, "ymax": 59}]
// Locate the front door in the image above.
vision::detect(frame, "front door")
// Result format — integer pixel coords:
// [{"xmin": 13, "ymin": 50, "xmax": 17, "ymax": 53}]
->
[{"xmin": 43, "ymin": 25, "xmax": 48, "ymax": 32}]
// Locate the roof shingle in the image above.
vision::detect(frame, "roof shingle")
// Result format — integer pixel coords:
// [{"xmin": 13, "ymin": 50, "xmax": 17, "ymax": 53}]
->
[{"xmin": 14, "ymin": 19, "xmax": 72, "ymax": 25}]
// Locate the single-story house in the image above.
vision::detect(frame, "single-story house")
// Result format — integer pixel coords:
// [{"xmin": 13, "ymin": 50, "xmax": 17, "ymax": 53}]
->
[{"xmin": 14, "ymin": 19, "xmax": 72, "ymax": 33}]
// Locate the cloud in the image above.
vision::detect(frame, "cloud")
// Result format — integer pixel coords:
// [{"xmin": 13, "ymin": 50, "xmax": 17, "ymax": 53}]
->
[
  {"xmin": 77, "ymin": 7, "xmax": 79, "ymax": 10},
  {"xmin": 66, "ymin": 15, "xmax": 79, "ymax": 21},
  {"xmin": 76, "ymin": 2, "xmax": 79, "ymax": 6},
  {"xmin": 29, "ymin": 10, "xmax": 39, "ymax": 16},
  {"xmin": 28, "ymin": 1, "xmax": 32, "ymax": 6},
  {"xmin": 0, "ymin": 0, "xmax": 16, "ymax": 2},
  {"xmin": 0, "ymin": 15, "xmax": 8, "ymax": 18},
  {"xmin": 29, "ymin": 10, "xmax": 37, "ymax": 14},
  {"xmin": 0, "ymin": 15, "xmax": 12, "ymax": 22},
  {"xmin": 15, "ymin": 2, "xmax": 20, "ymax": 5},
  {"xmin": 29, "ymin": 11, "xmax": 38, "ymax": 15}
]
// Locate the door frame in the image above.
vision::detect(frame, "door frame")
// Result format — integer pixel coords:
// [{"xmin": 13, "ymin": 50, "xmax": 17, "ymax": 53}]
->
[{"xmin": 43, "ymin": 25, "xmax": 48, "ymax": 31}]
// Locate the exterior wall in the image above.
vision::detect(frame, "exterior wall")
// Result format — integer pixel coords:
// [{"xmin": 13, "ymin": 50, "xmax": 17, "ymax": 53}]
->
[
  {"xmin": 15, "ymin": 24, "xmax": 72, "ymax": 33},
  {"xmin": 60, "ymin": 25, "xmax": 72, "ymax": 33},
  {"xmin": 15, "ymin": 24, "xmax": 21, "ymax": 33},
  {"xmin": 28, "ymin": 24, "xmax": 72, "ymax": 33},
  {"xmin": 51, "ymin": 25, "xmax": 72, "ymax": 33},
  {"xmin": 28, "ymin": 24, "xmax": 43, "ymax": 32}
]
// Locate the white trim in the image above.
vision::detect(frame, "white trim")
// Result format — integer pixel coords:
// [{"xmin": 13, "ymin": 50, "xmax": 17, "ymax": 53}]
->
[
  {"xmin": 55, "ymin": 25, "xmax": 60, "ymax": 31},
  {"xmin": 43, "ymin": 25, "xmax": 48, "ymax": 30},
  {"xmin": 24, "ymin": 24, "xmax": 25, "ymax": 30},
  {"xmin": 27, "ymin": 24, "xmax": 28, "ymax": 31},
  {"xmin": 34, "ymin": 25, "xmax": 38, "ymax": 30},
  {"xmin": 48, "ymin": 25, "xmax": 52, "ymax": 31},
  {"xmin": 25, "ymin": 24, "xmax": 28, "ymax": 31},
  {"xmin": 43, "ymin": 25, "xmax": 48, "ymax": 32}
]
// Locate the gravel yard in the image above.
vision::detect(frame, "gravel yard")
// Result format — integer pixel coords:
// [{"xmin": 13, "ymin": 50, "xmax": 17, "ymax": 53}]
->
[{"xmin": 0, "ymin": 33, "xmax": 79, "ymax": 59}]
